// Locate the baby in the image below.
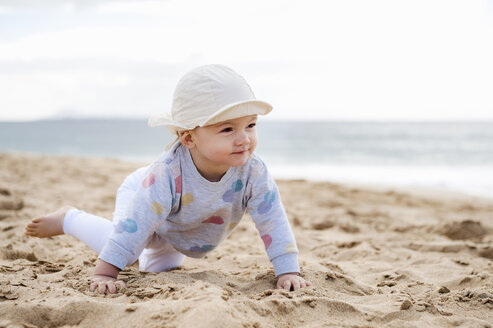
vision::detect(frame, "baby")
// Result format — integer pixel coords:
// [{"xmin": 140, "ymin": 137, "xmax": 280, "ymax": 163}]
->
[{"xmin": 25, "ymin": 64, "xmax": 311, "ymax": 294}]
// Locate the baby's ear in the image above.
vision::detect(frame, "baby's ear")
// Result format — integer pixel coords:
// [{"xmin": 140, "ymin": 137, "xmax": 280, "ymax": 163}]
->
[{"xmin": 178, "ymin": 130, "xmax": 195, "ymax": 149}]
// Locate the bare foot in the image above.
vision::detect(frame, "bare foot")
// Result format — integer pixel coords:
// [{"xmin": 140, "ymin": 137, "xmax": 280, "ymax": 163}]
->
[{"xmin": 25, "ymin": 206, "xmax": 75, "ymax": 238}]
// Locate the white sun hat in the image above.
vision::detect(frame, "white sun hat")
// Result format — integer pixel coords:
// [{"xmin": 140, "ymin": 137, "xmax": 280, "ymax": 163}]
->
[{"xmin": 148, "ymin": 64, "xmax": 273, "ymax": 143}]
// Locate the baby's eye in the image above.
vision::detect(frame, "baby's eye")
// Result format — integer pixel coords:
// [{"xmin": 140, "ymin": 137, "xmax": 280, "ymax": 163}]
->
[
  {"xmin": 220, "ymin": 127, "xmax": 233, "ymax": 133},
  {"xmin": 247, "ymin": 123, "xmax": 256, "ymax": 128}
]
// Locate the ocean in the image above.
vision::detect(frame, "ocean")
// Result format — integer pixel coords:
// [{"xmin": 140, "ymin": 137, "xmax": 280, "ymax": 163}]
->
[{"xmin": 1, "ymin": 120, "xmax": 492, "ymax": 198}]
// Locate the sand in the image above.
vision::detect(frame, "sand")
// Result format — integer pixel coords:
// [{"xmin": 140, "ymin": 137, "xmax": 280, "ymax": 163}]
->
[{"xmin": 0, "ymin": 152, "xmax": 492, "ymax": 328}]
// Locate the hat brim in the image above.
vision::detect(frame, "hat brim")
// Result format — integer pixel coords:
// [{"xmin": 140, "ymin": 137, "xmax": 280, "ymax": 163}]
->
[
  {"xmin": 200, "ymin": 99, "xmax": 272, "ymax": 127},
  {"xmin": 148, "ymin": 99, "xmax": 272, "ymax": 133}
]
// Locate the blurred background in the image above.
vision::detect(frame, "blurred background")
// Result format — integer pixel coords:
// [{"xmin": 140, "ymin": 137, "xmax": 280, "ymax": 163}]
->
[{"xmin": 0, "ymin": 0, "xmax": 492, "ymax": 197}]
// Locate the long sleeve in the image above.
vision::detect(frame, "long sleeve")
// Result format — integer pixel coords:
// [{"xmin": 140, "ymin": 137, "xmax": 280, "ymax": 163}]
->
[
  {"xmin": 246, "ymin": 160, "xmax": 300, "ymax": 277},
  {"xmin": 98, "ymin": 162, "xmax": 175, "ymax": 270}
]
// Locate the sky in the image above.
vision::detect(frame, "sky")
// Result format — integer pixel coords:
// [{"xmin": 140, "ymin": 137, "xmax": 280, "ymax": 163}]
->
[{"xmin": 0, "ymin": 0, "xmax": 492, "ymax": 122}]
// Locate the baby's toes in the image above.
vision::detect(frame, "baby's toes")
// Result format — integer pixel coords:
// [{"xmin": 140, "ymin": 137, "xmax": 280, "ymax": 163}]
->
[
  {"xmin": 26, "ymin": 219, "xmax": 41, "ymax": 229},
  {"xmin": 24, "ymin": 226, "xmax": 37, "ymax": 235}
]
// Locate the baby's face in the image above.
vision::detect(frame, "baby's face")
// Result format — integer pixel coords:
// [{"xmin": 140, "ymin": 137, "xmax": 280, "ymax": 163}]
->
[{"xmin": 191, "ymin": 115, "xmax": 258, "ymax": 170}]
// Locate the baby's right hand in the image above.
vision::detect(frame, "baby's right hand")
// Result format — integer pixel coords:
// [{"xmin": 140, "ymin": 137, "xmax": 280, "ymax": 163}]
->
[{"xmin": 90, "ymin": 274, "xmax": 126, "ymax": 294}]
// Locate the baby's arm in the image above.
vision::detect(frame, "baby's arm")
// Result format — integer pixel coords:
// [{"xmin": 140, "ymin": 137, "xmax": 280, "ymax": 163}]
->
[
  {"xmin": 90, "ymin": 259, "xmax": 125, "ymax": 294},
  {"xmin": 93, "ymin": 163, "xmax": 174, "ymax": 294},
  {"xmin": 246, "ymin": 159, "xmax": 311, "ymax": 290}
]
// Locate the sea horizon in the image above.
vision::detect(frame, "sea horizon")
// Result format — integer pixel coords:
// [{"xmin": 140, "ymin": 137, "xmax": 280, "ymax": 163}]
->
[{"xmin": 1, "ymin": 119, "xmax": 492, "ymax": 199}]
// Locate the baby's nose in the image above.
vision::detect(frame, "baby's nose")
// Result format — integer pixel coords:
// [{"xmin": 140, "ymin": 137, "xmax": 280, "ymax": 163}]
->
[{"xmin": 235, "ymin": 131, "xmax": 250, "ymax": 145}]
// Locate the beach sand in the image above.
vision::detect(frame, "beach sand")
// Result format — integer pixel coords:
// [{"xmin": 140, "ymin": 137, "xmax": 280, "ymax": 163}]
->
[{"xmin": 0, "ymin": 152, "xmax": 492, "ymax": 328}]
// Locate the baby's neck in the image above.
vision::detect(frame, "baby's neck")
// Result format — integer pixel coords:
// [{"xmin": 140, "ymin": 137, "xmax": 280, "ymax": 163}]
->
[
  {"xmin": 196, "ymin": 167, "xmax": 226, "ymax": 182},
  {"xmin": 188, "ymin": 149, "xmax": 229, "ymax": 182}
]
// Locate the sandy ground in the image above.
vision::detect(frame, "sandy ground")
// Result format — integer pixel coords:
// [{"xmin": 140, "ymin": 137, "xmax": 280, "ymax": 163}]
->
[{"xmin": 0, "ymin": 152, "xmax": 492, "ymax": 328}]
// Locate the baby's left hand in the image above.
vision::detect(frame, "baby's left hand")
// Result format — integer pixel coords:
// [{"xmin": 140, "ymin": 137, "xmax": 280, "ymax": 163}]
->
[{"xmin": 276, "ymin": 273, "xmax": 312, "ymax": 291}]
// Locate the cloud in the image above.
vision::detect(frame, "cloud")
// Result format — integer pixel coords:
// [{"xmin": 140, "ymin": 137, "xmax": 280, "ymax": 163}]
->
[
  {"xmin": 0, "ymin": 58, "xmax": 185, "ymax": 120},
  {"xmin": 1, "ymin": 0, "xmax": 492, "ymax": 121},
  {"xmin": 0, "ymin": 57, "xmax": 297, "ymax": 120}
]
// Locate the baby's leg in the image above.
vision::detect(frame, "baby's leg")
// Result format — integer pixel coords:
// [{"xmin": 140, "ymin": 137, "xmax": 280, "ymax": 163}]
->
[
  {"xmin": 62, "ymin": 209, "xmax": 113, "ymax": 253},
  {"xmin": 139, "ymin": 236, "xmax": 185, "ymax": 272},
  {"xmin": 25, "ymin": 207, "xmax": 113, "ymax": 253},
  {"xmin": 25, "ymin": 166, "xmax": 152, "ymax": 264}
]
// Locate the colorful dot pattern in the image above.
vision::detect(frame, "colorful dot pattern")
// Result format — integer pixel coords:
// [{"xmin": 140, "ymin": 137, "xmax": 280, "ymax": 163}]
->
[
  {"xmin": 151, "ymin": 202, "xmax": 164, "ymax": 215},
  {"xmin": 115, "ymin": 219, "xmax": 138, "ymax": 234},
  {"xmin": 285, "ymin": 243, "xmax": 297, "ymax": 254},
  {"xmin": 175, "ymin": 175, "xmax": 182, "ymax": 193},
  {"xmin": 222, "ymin": 179, "xmax": 243, "ymax": 202},
  {"xmin": 142, "ymin": 172, "xmax": 155, "ymax": 188},
  {"xmin": 202, "ymin": 216, "xmax": 224, "ymax": 224},
  {"xmin": 190, "ymin": 244, "xmax": 216, "ymax": 252},
  {"xmin": 261, "ymin": 234, "xmax": 272, "ymax": 249},
  {"xmin": 257, "ymin": 190, "xmax": 276, "ymax": 214},
  {"xmin": 106, "ymin": 150, "xmax": 299, "ymax": 276},
  {"xmin": 181, "ymin": 193, "xmax": 194, "ymax": 206}
]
